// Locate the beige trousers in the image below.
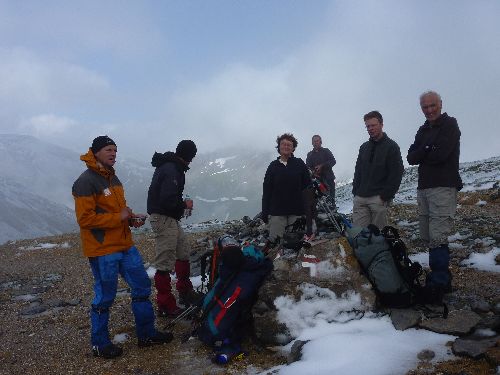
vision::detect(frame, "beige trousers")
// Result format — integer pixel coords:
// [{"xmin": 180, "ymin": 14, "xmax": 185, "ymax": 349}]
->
[
  {"xmin": 268, "ymin": 215, "xmax": 301, "ymax": 243},
  {"xmin": 149, "ymin": 214, "xmax": 190, "ymax": 272},
  {"xmin": 352, "ymin": 195, "xmax": 389, "ymax": 229},
  {"xmin": 417, "ymin": 187, "xmax": 457, "ymax": 247}
]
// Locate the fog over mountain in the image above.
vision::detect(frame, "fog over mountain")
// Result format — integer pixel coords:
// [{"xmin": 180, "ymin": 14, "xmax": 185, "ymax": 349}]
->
[
  {"xmin": 0, "ymin": 177, "xmax": 76, "ymax": 244},
  {"xmin": 0, "ymin": 134, "xmax": 498, "ymax": 244}
]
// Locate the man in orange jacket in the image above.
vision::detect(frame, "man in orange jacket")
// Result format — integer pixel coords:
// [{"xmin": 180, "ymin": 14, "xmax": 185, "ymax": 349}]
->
[{"xmin": 72, "ymin": 136, "xmax": 172, "ymax": 359}]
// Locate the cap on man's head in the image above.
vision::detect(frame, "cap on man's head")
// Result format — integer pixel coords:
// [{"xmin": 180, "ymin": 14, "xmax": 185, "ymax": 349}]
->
[
  {"xmin": 91, "ymin": 136, "xmax": 116, "ymax": 154},
  {"xmin": 175, "ymin": 140, "xmax": 197, "ymax": 162}
]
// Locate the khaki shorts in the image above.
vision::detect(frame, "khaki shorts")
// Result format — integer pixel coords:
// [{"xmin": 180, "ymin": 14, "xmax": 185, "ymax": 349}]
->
[
  {"xmin": 268, "ymin": 215, "xmax": 301, "ymax": 243},
  {"xmin": 149, "ymin": 214, "xmax": 190, "ymax": 271}
]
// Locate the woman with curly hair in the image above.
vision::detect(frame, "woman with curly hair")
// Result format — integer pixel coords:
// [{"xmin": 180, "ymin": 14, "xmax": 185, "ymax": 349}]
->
[{"xmin": 261, "ymin": 133, "xmax": 312, "ymax": 243}]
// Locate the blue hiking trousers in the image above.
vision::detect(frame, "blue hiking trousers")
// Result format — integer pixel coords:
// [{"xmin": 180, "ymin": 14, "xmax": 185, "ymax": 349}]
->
[{"xmin": 88, "ymin": 246, "xmax": 156, "ymax": 348}]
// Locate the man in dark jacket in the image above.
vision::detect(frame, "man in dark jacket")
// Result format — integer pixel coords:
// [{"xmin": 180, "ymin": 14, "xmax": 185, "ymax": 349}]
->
[
  {"xmin": 352, "ymin": 111, "xmax": 404, "ymax": 229},
  {"xmin": 407, "ymin": 91, "xmax": 462, "ymax": 299},
  {"xmin": 306, "ymin": 135, "xmax": 337, "ymax": 209},
  {"xmin": 147, "ymin": 140, "xmax": 198, "ymax": 317}
]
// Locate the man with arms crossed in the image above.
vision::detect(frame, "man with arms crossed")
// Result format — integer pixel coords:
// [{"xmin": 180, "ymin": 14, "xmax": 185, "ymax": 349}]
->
[{"xmin": 407, "ymin": 91, "xmax": 462, "ymax": 301}]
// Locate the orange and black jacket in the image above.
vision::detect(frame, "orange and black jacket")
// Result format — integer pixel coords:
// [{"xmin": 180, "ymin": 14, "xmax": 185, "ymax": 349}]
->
[{"xmin": 72, "ymin": 149, "xmax": 133, "ymax": 257}]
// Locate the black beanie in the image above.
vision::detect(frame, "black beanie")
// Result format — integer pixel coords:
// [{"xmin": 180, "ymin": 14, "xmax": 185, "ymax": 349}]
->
[
  {"xmin": 175, "ymin": 140, "xmax": 197, "ymax": 162},
  {"xmin": 91, "ymin": 136, "xmax": 116, "ymax": 154}
]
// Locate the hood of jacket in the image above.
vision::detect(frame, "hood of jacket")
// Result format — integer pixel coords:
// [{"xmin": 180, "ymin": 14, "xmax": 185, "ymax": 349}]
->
[
  {"xmin": 80, "ymin": 149, "xmax": 115, "ymax": 178},
  {"xmin": 151, "ymin": 151, "xmax": 189, "ymax": 171}
]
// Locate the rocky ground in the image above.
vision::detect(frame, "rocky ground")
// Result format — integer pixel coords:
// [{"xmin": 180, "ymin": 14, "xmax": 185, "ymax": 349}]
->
[{"xmin": 0, "ymin": 188, "xmax": 499, "ymax": 375}]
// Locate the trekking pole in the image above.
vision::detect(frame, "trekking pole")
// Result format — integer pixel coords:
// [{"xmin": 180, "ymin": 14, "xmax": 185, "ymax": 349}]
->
[
  {"xmin": 337, "ymin": 212, "xmax": 352, "ymax": 229},
  {"xmin": 165, "ymin": 304, "xmax": 200, "ymax": 329},
  {"xmin": 317, "ymin": 196, "xmax": 343, "ymax": 234}
]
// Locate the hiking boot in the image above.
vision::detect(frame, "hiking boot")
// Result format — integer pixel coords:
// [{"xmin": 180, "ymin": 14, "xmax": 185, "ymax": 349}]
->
[
  {"xmin": 158, "ymin": 307, "xmax": 184, "ymax": 318},
  {"xmin": 92, "ymin": 344, "xmax": 123, "ymax": 359},
  {"xmin": 179, "ymin": 289, "xmax": 203, "ymax": 307},
  {"xmin": 138, "ymin": 331, "xmax": 174, "ymax": 347},
  {"xmin": 424, "ymin": 285, "xmax": 445, "ymax": 305}
]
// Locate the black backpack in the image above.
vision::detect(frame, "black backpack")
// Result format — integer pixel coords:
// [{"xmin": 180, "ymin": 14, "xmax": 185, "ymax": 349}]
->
[
  {"xmin": 350, "ymin": 225, "xmax": 425, "ymax": 308},
  {"xmin": 199, "ymin": 235, "xmax": 242, "ymax": 291},
  {"xmin": 282, "ymin": 217, "xmax": 307, "ymax": 250},
  {"xmin": 196, "ymin": 242, "xmax": 273, "ymax": 350}
]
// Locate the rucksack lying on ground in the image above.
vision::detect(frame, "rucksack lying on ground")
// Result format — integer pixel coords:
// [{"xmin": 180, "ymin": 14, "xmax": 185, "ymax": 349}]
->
[{"xmin": 347, "ymin": 224, "xmax": 425, "ymax": 308}]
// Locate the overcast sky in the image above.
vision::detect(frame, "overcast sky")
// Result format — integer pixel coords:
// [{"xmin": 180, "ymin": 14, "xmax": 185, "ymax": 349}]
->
[{"xmin": 1, "ymin": 0, "xmax": 498, "ymax": 180}]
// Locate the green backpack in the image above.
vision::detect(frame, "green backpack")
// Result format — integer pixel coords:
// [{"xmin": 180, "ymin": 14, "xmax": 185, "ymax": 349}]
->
[{"xmin": 349, "ymin": 225, "xmax": 424, "ymax": 308}]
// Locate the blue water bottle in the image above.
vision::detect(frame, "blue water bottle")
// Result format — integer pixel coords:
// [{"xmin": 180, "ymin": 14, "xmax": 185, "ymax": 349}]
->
[{"xmin": 214, "ymin": 353, "xmax": 229, "ymax": 365}]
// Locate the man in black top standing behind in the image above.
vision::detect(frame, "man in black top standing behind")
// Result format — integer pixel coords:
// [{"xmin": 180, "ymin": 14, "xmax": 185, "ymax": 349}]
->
[{"xmin": 306, "ymin": 135, "xmax": 337, "ymax": 209}]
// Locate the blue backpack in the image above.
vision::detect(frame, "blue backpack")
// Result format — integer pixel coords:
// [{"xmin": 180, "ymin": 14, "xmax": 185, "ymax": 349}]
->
[{"xmin": 196, "ymin": 243, "xmax": 273, "ymax": 348}]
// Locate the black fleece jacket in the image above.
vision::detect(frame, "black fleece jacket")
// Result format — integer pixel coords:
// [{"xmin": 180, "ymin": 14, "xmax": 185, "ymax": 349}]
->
[
  {"xmin": 407, "ymin": 112, "xmax": 462, "ymax": 190},
  {"xmin": 147, "ymin": 152, "xmax": 189, "ymax": 220},
  {"xmin": 306, "ymin": 147, "xmax": 336, "ymax": 183},
  {"xmin": 352, "ymin": 133, "xmax": 404, "ymax": 201},
  {"xmin": 262, "ymin": 156, "xmax": 311, "ymax": 217}
]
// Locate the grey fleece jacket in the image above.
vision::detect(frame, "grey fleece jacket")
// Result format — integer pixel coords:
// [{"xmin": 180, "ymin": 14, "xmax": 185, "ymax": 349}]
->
[{"xmin": 352, "ymin": 133, "xmax": 404, "ymax": 201}]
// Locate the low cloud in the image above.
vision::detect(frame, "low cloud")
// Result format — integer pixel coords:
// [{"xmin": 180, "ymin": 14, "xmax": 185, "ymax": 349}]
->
[
  {"xmin": 159, "ymin": 1, "xmax": 499, "ymax": 180},
  {"xmin": 22, "ymin": 114, "xmax": 77, "ymax": 136}
]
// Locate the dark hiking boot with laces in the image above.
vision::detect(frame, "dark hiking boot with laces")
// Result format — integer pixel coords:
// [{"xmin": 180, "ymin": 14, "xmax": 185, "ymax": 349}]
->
[
  {"xmin": 92, "ymin": 344, "xmax": 123, "ymax": 359},
  {"xmin": 138, "ymin": 331, "xmax": 174, "ymax": 347}
]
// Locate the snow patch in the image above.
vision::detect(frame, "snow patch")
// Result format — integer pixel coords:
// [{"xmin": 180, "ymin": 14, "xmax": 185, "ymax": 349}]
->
[
  {"xmin": 214, "ymin": 156, "xmax": 237, "ymax": 168},
  {"xmin": 275, "ymin": 283, "xmax": 365, "ymax": 338},
  {"xmin": 271, "ymin": 283, "xmax": 455, "ymax": 375},
  {"xmin": 210, "ymin": 168, "xmax": 232, "ymax": 175},
  {"xmin": 409, "ymin": 252, "xmax": 429, "ymax": 268},
  {"xmin": 19, "ymin": 242, "xmax": 68, "ymax": 251},
  {"xmin": 447, "ymin": 232, "xmax": 471, "ymax": 242},
  {"xmin": 461, "ymin": 247, "xmax": 500, "ymax": 273},
  {"xmin": 113, "ymin": 333, "xmax": 129, "ymax": 344},
  {"xmin": 396, "ymin": 220, "xmax": 419, "ymax": 227}
]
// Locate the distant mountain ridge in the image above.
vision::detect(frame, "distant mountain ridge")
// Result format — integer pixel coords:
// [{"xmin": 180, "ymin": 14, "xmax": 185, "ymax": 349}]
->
[
  {"xmin": 0, "ymin": 134, "xmax": 498, "ymax": 244},
  {"xmin": 0, "ymin": 177, "xmax": 76, "ymax": 244},
  {"xmin": 185, "ymin": 148, "xmax": 276, "ymax": 222}
]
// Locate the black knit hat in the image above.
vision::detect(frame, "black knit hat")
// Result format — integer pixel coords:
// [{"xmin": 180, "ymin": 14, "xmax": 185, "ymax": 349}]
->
[
  {"xmin": 91, "ymin": 135, "xmax": 116, "ymax": 154},
  {"xmin": 175, "ymin": 140, "xmax": 197, "ymax": 162}
]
